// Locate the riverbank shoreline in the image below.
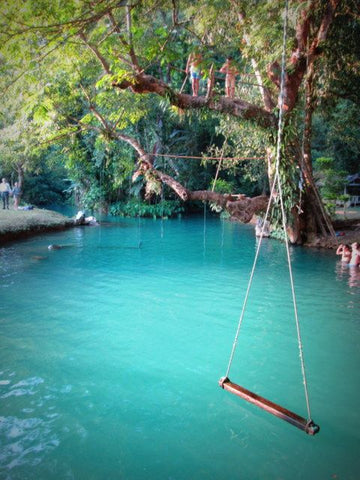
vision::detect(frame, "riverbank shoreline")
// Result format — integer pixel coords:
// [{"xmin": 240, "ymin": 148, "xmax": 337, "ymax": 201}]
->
[
  {"xmin": 303, "ymin": 215, "xmax": 360, "ymax": 249},
  {"xmin": 0, "ymin": 208, "xmax": 74, "ymax": 245},
  {"xmin": 1, "ymin": 207, "xmax": 359, "ymax": 248}
]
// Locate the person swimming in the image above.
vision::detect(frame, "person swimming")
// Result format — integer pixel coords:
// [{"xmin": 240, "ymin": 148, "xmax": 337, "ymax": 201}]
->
[
  {"xmin": 349, "ymin": 242, "xmax": 360, "ymax": 267},
  {"xmin": 336, "ymin": 243, "xmax": 352, "ymax": 263},
  {"xmin": 48, "ymin": 244, "xmax": 62, "ymax": 250}
]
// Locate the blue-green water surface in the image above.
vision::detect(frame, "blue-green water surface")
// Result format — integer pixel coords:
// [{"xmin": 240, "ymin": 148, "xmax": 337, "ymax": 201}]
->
[{"xmin": 0, "ymin": 217, "xmax": 359, "ymax": 480}]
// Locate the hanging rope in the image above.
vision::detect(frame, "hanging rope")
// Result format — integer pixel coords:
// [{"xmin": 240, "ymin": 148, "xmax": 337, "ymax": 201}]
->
[
  {"xmin": 137, "ymin": 192, "xmax": 142, "ymax": 248},
  {"xmin": 211, "ymin": 140, "xmax": 227, "ymax": 250},
  {"xmin": 211, "ymin": 137, "xmax": 228, "ymax": 192},
  {"xmin": 143, "ymin": 153, "xmax": 264, "ymax": 162},
  {"xmin": 224, "ymin": 167, "xmax": 278, "ymax": 378},
  {"xmin": 224, "ymin": 0, "xmax": 314, "ymax": 425},
  {"xmin": 160, "ymin": 183, "xmax": 164, "ymax": 239},
  {"xmin": 212, "ymin": 158, "xmax": 223, "ymax": 192},
  {"xmin": 203, "ymin": 201, "xmax": 207, "ymax": 252}
]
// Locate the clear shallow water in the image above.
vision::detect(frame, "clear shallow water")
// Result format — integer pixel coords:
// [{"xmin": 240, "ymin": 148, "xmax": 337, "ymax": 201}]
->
[{"xmin": 0, "ymin": 216, "xmax": 359, "ymax": 480}]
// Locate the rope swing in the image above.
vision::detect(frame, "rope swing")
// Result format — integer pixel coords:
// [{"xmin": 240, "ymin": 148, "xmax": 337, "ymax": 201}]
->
[{"xmin": 219, "ymin": 0, "xmax": 319, "ymax": 436}]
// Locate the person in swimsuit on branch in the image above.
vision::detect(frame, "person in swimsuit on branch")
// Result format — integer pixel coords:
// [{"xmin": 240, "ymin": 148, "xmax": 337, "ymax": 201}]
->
[
  {"xmin": 220, "ymin": 57, "xmax": 239, "ymax": 99},
  {"xmin": 186, "ymin": 52, "xmax": 202, "ymax": 96}
]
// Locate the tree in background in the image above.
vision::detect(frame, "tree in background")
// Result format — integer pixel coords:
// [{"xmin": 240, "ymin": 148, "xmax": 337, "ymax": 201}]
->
[
  {"xmin": 313, "ymin": 156, "xmax": 349, "ymax": 217},
  {"xmin": 312, "ymin": 101, "xmax": 360, "ymax": 174}
]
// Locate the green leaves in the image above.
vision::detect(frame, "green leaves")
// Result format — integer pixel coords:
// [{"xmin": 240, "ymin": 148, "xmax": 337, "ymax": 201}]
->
[
  {"xmin": 109, "ymin": 199, "xmax": 184, "ymax": 218},
  {"xmin": 314, "ymin": 156, "xmax": 348, "ymax": 213}
]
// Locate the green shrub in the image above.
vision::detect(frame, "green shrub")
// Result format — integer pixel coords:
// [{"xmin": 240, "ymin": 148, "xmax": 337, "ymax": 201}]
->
[
  {"xmin": 209, "ymin": 178, "xmax": 235, "ymax": 212},
  {"xmin": 109, "ymin": 199, "xmax": 184, "ymax": 218}
]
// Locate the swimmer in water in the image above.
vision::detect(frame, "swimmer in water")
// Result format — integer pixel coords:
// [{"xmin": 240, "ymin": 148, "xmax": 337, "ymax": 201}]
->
[{"xmin": 336, "ymin": 243, "xmax": 351, "ymax": 263}]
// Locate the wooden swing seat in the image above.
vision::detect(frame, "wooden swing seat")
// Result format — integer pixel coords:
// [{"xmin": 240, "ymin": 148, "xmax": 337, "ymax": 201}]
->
[{"xmin": 219, "ymin": 377, "xmax": 319, "ymax": 436}]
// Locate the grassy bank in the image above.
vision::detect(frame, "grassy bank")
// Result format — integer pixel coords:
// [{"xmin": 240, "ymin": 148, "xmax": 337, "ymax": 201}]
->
[{"xmin": 0, "ymin": 208, "xmax": 74, "ymax": 244}]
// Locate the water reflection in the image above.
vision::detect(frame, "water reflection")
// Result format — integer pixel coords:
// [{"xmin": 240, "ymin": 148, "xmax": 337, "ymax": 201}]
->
[{"xmin": 335, "ymin": 261, "xmax": 360, "ymax": 288}]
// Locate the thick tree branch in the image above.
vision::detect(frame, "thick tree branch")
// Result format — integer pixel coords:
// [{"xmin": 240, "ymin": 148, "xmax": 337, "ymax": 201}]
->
[
  {"xmin": 108, "ymin": 11, "xmax": 141, "ymax": 73},
  {"xmin": 71, "ymin": 100, "xmax": 271, "ymax": 221},
  {"xmin": 172, "ymin": 0, "xmax": 179, "ymax": 26},
  {"xmin": 268, "ymin": 0, "xmax": 340, "ymax": 112},
  {"xmin": 250, "ymin": 58, "xmax": 276, "ymax": 112},
  {"xmin": 79, "ymin": 31, "xmax": 111, "ymax": 74},
  {"xmin": 113, "ymin": 73, "xmax": 276, "ymax": 128},
  {"xmin": 153, "ymin": 168, "xmax": 268, "ymax": 222},
  {"xmin": 105, "ymin": 130, "xmax": 269, "ymax": 221},
  {"xmin": 74, "ymin": 3, "xmax": 275, "ymax": 128},
  {"xmin": 89, "ymin": 105, "xmax": 111, "ymax": 130},
  {"xmin": 308, "ymin": 0, "xmax": 341, "ymax": 59}
]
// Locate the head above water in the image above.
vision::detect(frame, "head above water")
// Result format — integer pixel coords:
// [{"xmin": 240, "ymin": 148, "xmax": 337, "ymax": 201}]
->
[{"xmin": 48, "ymin": 244, "xmax": 62, "ymax": 250}]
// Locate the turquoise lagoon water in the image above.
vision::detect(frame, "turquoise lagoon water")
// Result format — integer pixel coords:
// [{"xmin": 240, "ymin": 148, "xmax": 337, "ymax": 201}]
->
[{"xmin": 0, "ymin": 216, "xmax": 359, "ymax": 480}]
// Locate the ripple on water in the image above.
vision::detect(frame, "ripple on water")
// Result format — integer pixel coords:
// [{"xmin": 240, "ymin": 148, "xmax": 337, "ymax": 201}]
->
[
  {"xmin": 1, "ymin": 377, "xmax": 44, "ymax": 400},
  {"xmin": 0, "ymin": 415, "xmax": 60, "ymax": 471},
  {"xmin": 0, "ymin": 374, "xmax": 61, "ymax": 474}
]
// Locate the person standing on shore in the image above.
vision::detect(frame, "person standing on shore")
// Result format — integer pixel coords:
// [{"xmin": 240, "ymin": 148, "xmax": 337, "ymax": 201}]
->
[
  {"xmin": 12, "ymin": 182, "xmax": 21, "ymax": 210},
  {"xmin": 0, "ymin": 178, "xmax": 11, "ymax": 210}
]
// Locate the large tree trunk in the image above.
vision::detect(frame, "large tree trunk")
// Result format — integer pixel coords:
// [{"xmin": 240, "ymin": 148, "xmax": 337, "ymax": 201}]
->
[
  {"xmin": 16, "ymin": 162, "xmax": 24, "ymax": 191},
  {"xmin": 296, "ymin": 61, "xmax": 336, "ymax": 242}
]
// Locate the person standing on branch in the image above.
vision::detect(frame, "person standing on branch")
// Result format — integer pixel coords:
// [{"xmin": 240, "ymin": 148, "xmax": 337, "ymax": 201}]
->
[
  {"xmin": 186, "ymin": 52, "xmax": 202, "ymax": 96},
  {"xmin": 220, "ymin": 57, "xmax": 239, "ymax": 99}
]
